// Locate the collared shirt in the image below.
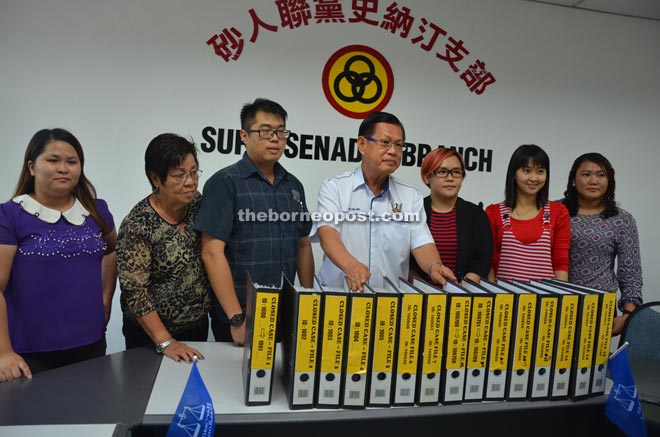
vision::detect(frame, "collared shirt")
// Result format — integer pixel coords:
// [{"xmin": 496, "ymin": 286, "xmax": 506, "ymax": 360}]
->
[
  {"xmin": 12, "ymin": 194, "xmax": 90, "ymax": 225},
  {"xmin": 194, "ymin": 153, "xmax": 312, "ymax": 318},
  {"xmin": 310, "ymin": 166, "xmax": 432, "ymax": 288},
  {"xmin": 0, "ymin": 195, "xmax": 114, "ymax": 353}
]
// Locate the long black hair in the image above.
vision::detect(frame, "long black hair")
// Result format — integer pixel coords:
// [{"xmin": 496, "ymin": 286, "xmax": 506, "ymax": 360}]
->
[
  {"xmin": 504, "ymin": 144, "xmax": 550, "ymax": 209},
  {"xmin": 561, "ymin": 152, "xmax": 618, "ymax": 218},
  {"xmin": 13, "ymin": 128, "xmax": 111, "ymax": 236}
]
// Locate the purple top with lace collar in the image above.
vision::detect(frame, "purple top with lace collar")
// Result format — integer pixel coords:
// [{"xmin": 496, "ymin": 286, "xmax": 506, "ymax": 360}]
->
[{"xmin": 0, "ymin": 195, "xmax": 114, "ymax": 353}]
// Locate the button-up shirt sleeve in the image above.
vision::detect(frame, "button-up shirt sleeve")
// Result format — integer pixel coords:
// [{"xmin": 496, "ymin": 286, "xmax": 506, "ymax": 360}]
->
[
  {"xmin": 194, "ymin": 172, "xmax": 235, "ymax": 242},
  {"xmin": 310, "ymin": 177, "xmax": 341, "ymax": 241},
  {"xmin": 409, "ymin": 188, "xmax": 433, "ymax": 251}
]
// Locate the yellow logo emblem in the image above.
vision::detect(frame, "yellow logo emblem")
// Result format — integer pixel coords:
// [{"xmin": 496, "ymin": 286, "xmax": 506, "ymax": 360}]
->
[{"xmin": 322, "ymin": 45, "xmax": 394, "ymax": 119}]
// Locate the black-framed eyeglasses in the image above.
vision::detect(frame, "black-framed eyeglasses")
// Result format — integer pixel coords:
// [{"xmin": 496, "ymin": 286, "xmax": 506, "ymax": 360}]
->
[
  {"xmin": 364, "ymin": 136, "xmax": 404, "ymax": 151},
  {"xmin": 169, "ymin": 170, "xmax": 203, "ymax": 184},
  {"xmin": 246, "ymin": 129, "xmax": 290, "ymax": 139},
  {"xmin": 432, "ymin": 167, "xmax": 464, "ymax": 178}
]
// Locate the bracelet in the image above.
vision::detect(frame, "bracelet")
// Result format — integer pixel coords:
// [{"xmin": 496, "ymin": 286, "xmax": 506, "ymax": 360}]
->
[{"xmin": 428, "ymin": 261, "xmax": 444, "ymax": 276}]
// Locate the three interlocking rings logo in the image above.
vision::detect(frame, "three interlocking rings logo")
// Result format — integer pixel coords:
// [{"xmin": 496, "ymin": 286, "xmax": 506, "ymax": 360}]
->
[
  {"xmin": 322, "ymin": 45, "xmax": 394, "ymax": 119},
  {"xmin": 334, "ymin": 54, "xmax": 382, "ymax": 104}
]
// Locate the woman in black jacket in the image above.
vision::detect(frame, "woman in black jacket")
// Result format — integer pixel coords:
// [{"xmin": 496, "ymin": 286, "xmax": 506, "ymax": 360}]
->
[{"xmin": 410, "ymin": 148, "xmax": 493, "ymax": 283}]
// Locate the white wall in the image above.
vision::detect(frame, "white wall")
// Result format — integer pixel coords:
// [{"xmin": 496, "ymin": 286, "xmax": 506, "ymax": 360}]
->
[{"xmin": 1, "ymin": 0, "xmax": 659, "ymax": 354}]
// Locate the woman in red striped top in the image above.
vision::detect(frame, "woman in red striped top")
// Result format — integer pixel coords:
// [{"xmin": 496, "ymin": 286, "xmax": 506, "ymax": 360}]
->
[
  {"xmin": 410, "ymin": 148, "xmax": 493, "ymax": 284},
  {"xmin": 485, "ymin": 144, "xmax": 570, "ymax": 282}
]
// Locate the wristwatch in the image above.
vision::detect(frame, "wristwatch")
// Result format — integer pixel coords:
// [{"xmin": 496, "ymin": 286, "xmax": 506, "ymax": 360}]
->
[
  {"xmin": 230, "ymin": 312, "xmax": 246, "ymax": 327},
  {"xmin": 156, "ymin": 338, "xmax": 176, "ymax": 354}
]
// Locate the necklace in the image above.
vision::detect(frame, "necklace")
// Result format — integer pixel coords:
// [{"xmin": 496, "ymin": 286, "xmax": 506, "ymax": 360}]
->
[
  {"xmin": 513, "ymin": 205, "xmax": 537, "ymax": 218},
  {"xmin": 431, "ymin": 197, "xmax": 457, "ymax": 213}
]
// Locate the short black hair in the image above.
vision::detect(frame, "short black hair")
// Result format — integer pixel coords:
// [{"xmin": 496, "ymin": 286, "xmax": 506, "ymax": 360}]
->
[
  {"xmin": 504, "ymin": 144, "xmax": 550, "ymax": 209},
  {"xmin": 358, "ymin": 111, "xmax": 406, "ymax": 142},
  {"xmin": 240, "ymin": 98, "xmax": 287, "ymax": 130},
  {"xmin": 145, "ymin": 133, "xmax": 198, "ymax": 190}
]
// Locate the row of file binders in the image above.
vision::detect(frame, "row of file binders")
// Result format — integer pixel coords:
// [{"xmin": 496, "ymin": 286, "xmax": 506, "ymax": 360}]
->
[{"xmin": 241, "ymin": 272, "xmax": 616, "ymax": 409}]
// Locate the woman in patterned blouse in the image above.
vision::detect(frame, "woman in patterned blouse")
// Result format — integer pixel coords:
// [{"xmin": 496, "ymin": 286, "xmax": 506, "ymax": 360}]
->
[
  {"xmin": 117, "ymin": 133, "xmax": 211, "ymax": 362},
  {"xmin": 561, "ymin": 152, "xmax": 643, "ymax": 335}
]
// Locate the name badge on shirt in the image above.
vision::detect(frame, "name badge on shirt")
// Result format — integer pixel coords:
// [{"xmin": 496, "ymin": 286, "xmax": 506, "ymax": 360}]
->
[{"xmin": 292, "ymin": 189, "xmax": 303, "ymax": 209}]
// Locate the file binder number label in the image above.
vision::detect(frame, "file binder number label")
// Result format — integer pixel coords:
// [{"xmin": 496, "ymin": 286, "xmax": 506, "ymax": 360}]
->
[{"xmin": 253, "ymin": 296, "xmax": 278, "ymax": 370}]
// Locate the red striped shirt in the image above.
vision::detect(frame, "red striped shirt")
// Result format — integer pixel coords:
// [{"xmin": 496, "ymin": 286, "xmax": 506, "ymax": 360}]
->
[
  {"xmin": 496, "ymin": 202, "xmax": 554, "ymax": 281},
  {"xmin": 429, "ymin": 208, "xmax": 458, "ymax": 276}
]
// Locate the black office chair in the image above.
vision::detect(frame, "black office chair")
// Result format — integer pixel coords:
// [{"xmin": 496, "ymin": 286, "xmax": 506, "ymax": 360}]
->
[{"xmin": 618, "ymin": 301, "xmax": 660, "ymax": 361}]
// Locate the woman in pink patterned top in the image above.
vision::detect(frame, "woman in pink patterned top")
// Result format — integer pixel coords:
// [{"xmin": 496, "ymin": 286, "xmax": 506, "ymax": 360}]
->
[{"xmin": 561, "ymin": 152, "xmax": 643, "ymax": 335}]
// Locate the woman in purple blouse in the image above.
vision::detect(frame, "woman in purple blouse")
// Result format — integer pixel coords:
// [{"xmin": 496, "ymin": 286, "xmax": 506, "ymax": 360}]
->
[
  {"xmin": 0, "ymin": 128, "xmax": 117, "ymax": 382},
  {"xmin": 561, "ymin": 152, "xmax": 643, "ymax": 335}
]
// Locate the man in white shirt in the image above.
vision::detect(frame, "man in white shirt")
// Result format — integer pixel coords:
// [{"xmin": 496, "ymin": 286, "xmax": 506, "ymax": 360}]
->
[{"xmin": 310, "ymin": 111, "xmax": 456, "ymax": 291}]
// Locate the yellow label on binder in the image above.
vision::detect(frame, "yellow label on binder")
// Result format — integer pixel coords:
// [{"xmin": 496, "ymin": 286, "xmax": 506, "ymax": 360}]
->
[
  {"xmin": 252, "ymin": 293, "xmax": 279, "ymax": 369},
  {"xmin": 320, "ymin": 294, "xmax": 347, "ymax": 372},
  {"xmin": 489, "ymin": 294, "xmax": 514, "ymax": 371},
  {"xmin": 594, "ymin": 292, "xmax": 616, "ymax": 366},
  {"xmin": 556, "ymin": 294, "xmax": 579, "ymax": 369},
  {"xmin": 512, "ymin": 294, "xmax": 536, "ymax": 370},
  {"xmin": 345, "ymin": 297, "xmax": 373, "ymax": 374},
  {"xmin": 446, "ymin": 296, "xmax": 471, "ymax": 370},
  {"xmin": 372, "ymin": 295, "xmax": 399, "ymax": 372},
  {"xmin": 397, "ymin": 293, "xmax": 423, "ymax": 373},
  {"xmin": 421, "ymin": 294, "xmax": 447, "ymax": 373},
  {"xmin": 535, "ymin": 297, "xmax": 558, "ymax": 367},
  {"xmin": 577, "ymin": 294, "xmax": 599, "ymax": 368},
  {"xmin": 295, "ymin": 294, "xmax": 321, "ymax": 373},
  {"xmin": 467, "ymin": 297, "xmax": 493, "ymax": 368}
]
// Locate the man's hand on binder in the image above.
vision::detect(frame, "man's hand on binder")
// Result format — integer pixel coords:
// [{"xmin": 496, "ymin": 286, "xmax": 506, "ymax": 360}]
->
[
  {"xmin": 342, "ymin": 258, "xmax": 371, "ymax": 292},
  {"xmin": 412, "ymin": 244, "xmax": 455, "ymax": 286},
  {"xmin": 428, "ymin": 263, "xmax": 457, "ymax": 286}
]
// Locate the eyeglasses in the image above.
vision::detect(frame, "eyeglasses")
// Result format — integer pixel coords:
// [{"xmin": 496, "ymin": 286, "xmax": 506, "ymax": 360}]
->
[
  {"xmin": 169, "ymin": 170, "xmax": 203, "ymax": 184},
  {"xmin": 432, "ymin": 167, "xmax": 464, "ymax": 178},
  {"xmin": 246, "ymin": 129, "xmax": 291, "ymax": 139},
  {"xmin": 364, "ymin": 136, "xmax": 404, "ymax": 151}
]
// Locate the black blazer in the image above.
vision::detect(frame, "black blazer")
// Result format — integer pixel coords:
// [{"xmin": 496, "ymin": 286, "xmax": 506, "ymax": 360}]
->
[{"xmin": 410, "ymin": 196, "xmax": 493, "ymax": 282}]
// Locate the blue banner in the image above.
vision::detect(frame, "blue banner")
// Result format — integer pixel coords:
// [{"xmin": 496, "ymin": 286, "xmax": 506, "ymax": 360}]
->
[
  {"xmin": 605, "ymin": 347, "xmax": 647, "ymax": 437},
  {"xmin": 167, "ymin": 359, "xmax": 216, "ymax": 437}
]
